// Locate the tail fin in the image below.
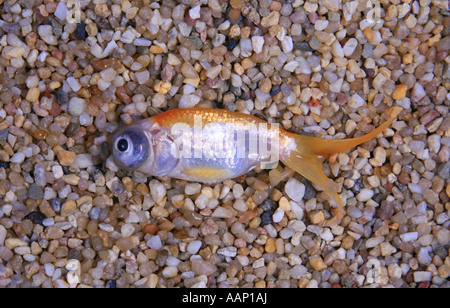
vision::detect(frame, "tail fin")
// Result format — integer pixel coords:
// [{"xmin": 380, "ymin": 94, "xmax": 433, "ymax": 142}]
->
[{"xmin": 281, "ymin": 107, "xmax": 401, "ymax": 227}]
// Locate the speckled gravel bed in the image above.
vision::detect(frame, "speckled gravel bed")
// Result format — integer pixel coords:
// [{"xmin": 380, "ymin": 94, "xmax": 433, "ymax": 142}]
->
[{"xmin": 0, "ymin": 0, "xmax": 449, "ymax": 288}]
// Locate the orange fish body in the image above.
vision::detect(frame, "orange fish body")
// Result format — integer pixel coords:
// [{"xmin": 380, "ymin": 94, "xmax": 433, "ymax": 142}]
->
[{"xmin": 111, "ymin": 107, "xmax": 401, "ymax": 226}]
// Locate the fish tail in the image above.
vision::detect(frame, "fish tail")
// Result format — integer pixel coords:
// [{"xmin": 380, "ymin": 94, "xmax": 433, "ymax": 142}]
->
[{"xmin": 280, "ymin": 107, "xmax": 401, "ymax": 227}]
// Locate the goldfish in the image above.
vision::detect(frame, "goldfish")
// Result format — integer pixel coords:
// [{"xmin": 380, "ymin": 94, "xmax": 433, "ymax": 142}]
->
[{"xmin": 111, "ymin": 107, "xmax": 401, "ymax": 226}]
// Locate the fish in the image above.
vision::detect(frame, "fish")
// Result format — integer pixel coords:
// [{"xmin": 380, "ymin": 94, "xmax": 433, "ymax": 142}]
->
[{"xmin": 110, "ymin": 107, "xmax": 401, "ymax": 226}]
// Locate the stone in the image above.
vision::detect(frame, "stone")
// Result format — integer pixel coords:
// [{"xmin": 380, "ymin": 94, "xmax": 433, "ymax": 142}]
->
[
  {"xmin": 310, "ymin": 256, "xmax": 327, "ymax": 271},
  {"xmin": 189, "ymin": 5, "xmax": 201, "ymax": 19},
  {"xmin": 185, "ymin": 183, "xmax": 201, "ymax": 195},
  {"xmin": 413, "ymin": 271, "xmax": 432, "ymax": 282},
  {"xmin": 37, "ymin": 25, "xmax": 58, "ymax": 45},
  {"xmin": 179, "ymin": 94, "xmax": 201, "ymax": 108},
  {"xmin": 28, "ymin": 184, "xmax": 44, "ymax": 200},
  {"xmin": 348, "ymin": 93, "xmax": 365, "ymax": 108},
  {"xmin": 57, "ymin": 150, "xmax": 76, "ymax": 166},
  {"xmin": 410, "ymin": 83, "xmax": 426, "ymax": 102},
  {"xmin": 146, "ymin": 235, "xmax": 162, "ymax": 250},
  {"xmin": 54, "ymin": 2, "xmax": 69, "ymax": 21},
  {"xmin": 356, "ymin": 188, "xmax": 374, "ymax": 202},
  {"xmin": 261, "ymin": 11, "xmax": 280, "ymax": 28},
  {"xmin": 392, "ymin": 84, "xmax": 408, "ymax": 100},
  {"xmin": 284, "ymin": 177, "xmax": 305, "ymax": 202},
  {"xmin": 187, "ymin": 240, "xmax": 202, "ymax": 254},
  {"xmin": 322, "ymin": 0, "xmax": 341, "ymax": 11},
  {"xmin": 192, "ymin": 259, "xmax": 217, "ymax": 276},
  {"xmin": 343, "ymin": 38, "xmax": 358, "ymax": 56},
  {"xmin": 272, "ymin": 208, "xmax": 285, "ymax": 223},
  {"xmin": 149, "ymin": 179, "xmax": 166, "ymax": 204},
  {"xmin": 68, "ymin": 97, "xmax": 86, "ymax": 116},
  {"xmin": 251, "ymin": 36, "xmax": 264, "ymax": 54}
]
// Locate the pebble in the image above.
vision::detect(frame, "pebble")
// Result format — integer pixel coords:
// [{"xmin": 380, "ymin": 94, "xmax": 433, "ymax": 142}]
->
[
  {"xmin": 149, "ymin": 179, "xmax": 166, "ymax": 204},
  {"xmin": 28, "ymin": 184, "xmax": 44, "ymax": 200},
  {"xmin": 284, "ymin": 178, "xmax": 305, "ymax": 202},
  {"xmin": 57, "ymin": 150, "xmax": 76, "ymax": 166},
  {"xmin": 191, "ymin": 259, "xmax": 217, "ymax": 276},
  {"xmin": 413, "ymin": 271, "xmax": 432, "ymax": 283},
  {"xmin": 68, "ymin": 97, "xmax": 86, "ymax": 116},
  {"xmin": 272, "ymin": 208, "xmax": 285, "ymax": 223},
  {"xmin": 187, "ymin": 240, "xmax": 202, "ymax": 255},
  {"xmin": 179, "ymin": 94, "xmax": 201, "ymax": 108}
]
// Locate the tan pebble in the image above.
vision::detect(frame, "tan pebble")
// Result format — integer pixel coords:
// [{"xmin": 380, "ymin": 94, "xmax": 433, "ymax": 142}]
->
[
  {"xmin": 230, "ymin": 0, "xmax": 244, "ymax": 9},
  {"xmin": 241, "ymin": 58, "xmax": 254, "ymax": 70},
  {"xmin": 279, "ymin": 197, "xmax": 291, "ymax": 212},
  {"xmin": 392, "ymin": 84, "xmax": 408, "ymax": 100},
  {"xmin": 0, "ymin": 120, "xmax": 11, "ymax": 130},
  {"xmin": 61, "ymin": 200, "xmax": 77, "ymax": 217},
  {"xmin": 146, "ymin": 273, "xmax": 159, "ymax": 288},
  {"xmin": 154, "ymin": 81, "xmax": 172, "ymax": 94},
  {"xmin": 150, "ymin": 45, "xmax": 164, "ymax": 54},
  {"xmin": 228, "ymin": 8, "xmax": 241, "ymax": 21},
  {"xmin": 259, "ymin": 78, "xmax": 272, "ymax": 93},
  {"xmin": 62, "ymin": 174, "xmax": 80, "ymax": 185},
  {"xmin": 5, "ymin": 238, "xmax": 28, "ymax": 249},
  {"xmin": 309, "ymin": 211, "xmax": 325, "ymax": 224},
  {"xmin": 57, "ymin": 149, "xmax": 76, "ymax": 166},
  {"xmin": 363, "ymin": 28, "xmax": 374, "ymax": 42},
  {"xmin": 386, "ymin": 106, "xmax": 403, "ymax": 118},
  {"xmin": 310, "ymin": 256, "xmax": 327, "ymax": 271},
  {"xmin": 265, "ymin": 238, "xmax": 276, "ymax": 253},
  {"xmin": 269, "ymin": 1, "xmax": 282, "ymax": 11},
  {"xmin": 340, "ymin": 235, "xmax": 354, "ymax": 250},
  {"xmin": 402, "ymin": 53, "xmax": 413, "ymax": 64},
  {"xmin": 26, "ymin": 87, "xmax": 41, "ymax": 103},
  {"xmin": 261, "ymin": 11, "xmax": 280, "ymax": 28}
]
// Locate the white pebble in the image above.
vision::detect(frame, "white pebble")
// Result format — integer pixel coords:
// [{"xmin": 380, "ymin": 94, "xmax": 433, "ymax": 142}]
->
[
  {"xmin": 149, "ymin": 179, "xmax": 166, "ymax": 204},
  {"xmin": 66, "ymin": 77, "xmax": 81, "ymax": 92},
  {"xmin": 162, "ymin": 266, "xmax": 178, "ymax": 278},
  {"xmin": 68, "ymin": 97, "xmax": 86, "ymax": 116},
  {"xmin": 179, "ymin": 94, "xmax": 201, "ymax": 108},
  {"xmin": 135, "ymin": 70, "xmax": 150, "ymax": 84},
  {"xmin": 187, "ymin": 240, "xmax": 202, "ymax": 254},
  {"xmin": 185, "ymin": 183, "xmax": 202, "ymax": 195},
  {"xmin": 356, "ymin": 188, "xmax": 374, "ymax": 202},
  {"xmin": 400, "ymin": 232, "xmax": 418, "ymax": 242},
  {"xmin": 189, "ymin": 5, "xmax": 201, "ymax": 19},
  {"xmin": 272, "ymin": 207, "xmax": 285, "ymax": 223},
  {"xmin": 37, "ymin": 25, "xmax": 57, "ymax": 45},
  {"xmin": 52, "ymin": 165, "xmax": 64, "ymax": 179},
  {"xmin": 121, "ymin": 224, "xmax": 135, "ymax": 237},
  {"xmin": 284, "ymin": 177, "xmax": 305, "ymax": 202},
  {"xmin": 54, "ymin": 2, "xmax": 69, "ymax": 21},
  {"xmin": 147, "ymin": 235, "xmax": 162, "ymax": 250},
  {"xmin": 251, "ymin": 36, "xmax": 264, "ymax": 54},
  {"xmin": 413, "ymin": 271, "xmax": 432, "ymax": 282},
  {"xmin": 281, "ymin": 36, "xmax": 293, "ymax": 53},
  {"xmin": 343, "ymin": 38, "xmax": 358, "ymax": 56},
  {"xmin": 348, "ymin": 93, "xmax": 365, "ymax": 108},
  {"xmin": 10, "ymin": 152, "xmax": 25, "ymax": 163},
  {"xmin": 133, "ymin": 38, "xmax": 152, "ymax": 46}
]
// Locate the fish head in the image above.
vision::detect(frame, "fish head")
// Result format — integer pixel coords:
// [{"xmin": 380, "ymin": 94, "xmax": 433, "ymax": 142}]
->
[
  {"xmin": 110, "ymin": 122, "xmax": 153, "ymax": 171},
  {"xmin": 110, "ymin": 119, "xmax": 179, "ymax": 176}
]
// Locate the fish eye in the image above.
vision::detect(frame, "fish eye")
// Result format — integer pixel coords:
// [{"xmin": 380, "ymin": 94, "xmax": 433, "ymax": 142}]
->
[
  {"xmin": 111, "ymin": 129, "xmax": 150, "ymax": 170},
  {"xmin": 117, "ymin": 138, "xmax": 128, "ymax": 152}
]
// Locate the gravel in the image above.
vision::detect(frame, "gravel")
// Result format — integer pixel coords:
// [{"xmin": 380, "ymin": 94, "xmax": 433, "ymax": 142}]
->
[{"xmin": 0, "ymin": 0, "xmax": 448, "ymax": 289}]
